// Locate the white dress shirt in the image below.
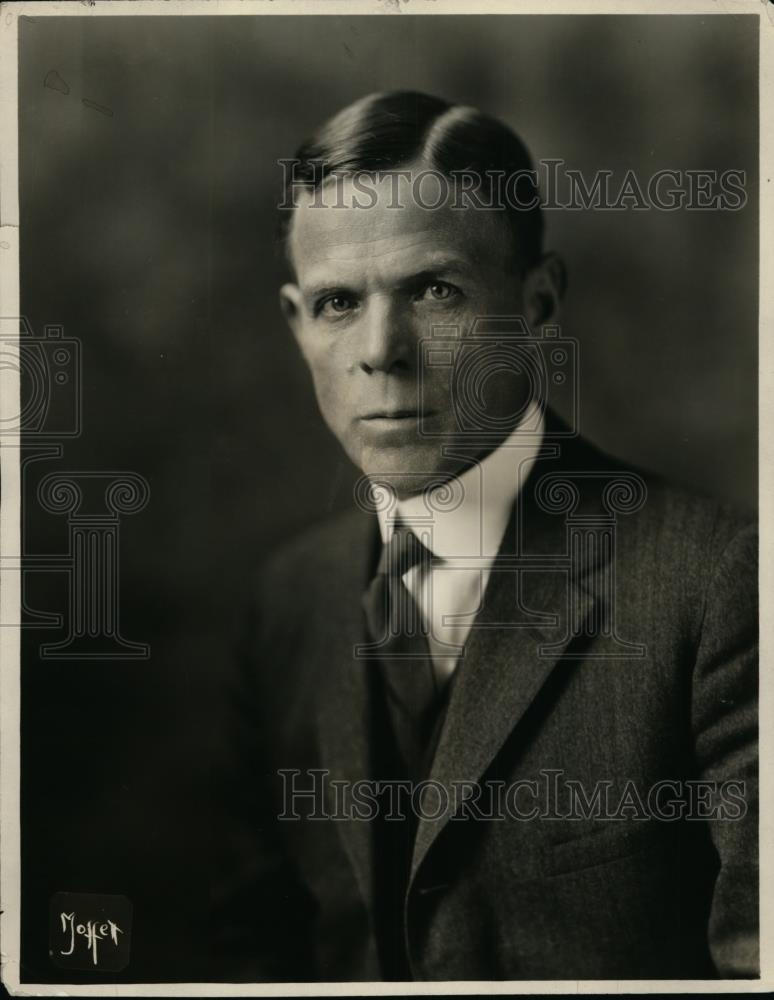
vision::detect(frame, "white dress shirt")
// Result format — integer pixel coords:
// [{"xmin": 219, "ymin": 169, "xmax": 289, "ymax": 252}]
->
[{"xmin": 376, "ymin": 402, "xmax": 545, "ymax": 685}]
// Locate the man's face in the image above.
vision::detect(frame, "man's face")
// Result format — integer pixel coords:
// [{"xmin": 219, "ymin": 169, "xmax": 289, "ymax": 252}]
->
[{"xmin": 281, "ymin": 169, "xmax": 545, "ymax": 496}]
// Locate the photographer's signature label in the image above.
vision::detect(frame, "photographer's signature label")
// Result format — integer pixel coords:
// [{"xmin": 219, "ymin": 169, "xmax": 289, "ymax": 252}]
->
[
  {"xmin": 49, "ymin": 892, "xmax": 132, "ymax": 972},
  {"xmin": 60, "ymin": 911, "xmax": 123, "ymax": 965}
]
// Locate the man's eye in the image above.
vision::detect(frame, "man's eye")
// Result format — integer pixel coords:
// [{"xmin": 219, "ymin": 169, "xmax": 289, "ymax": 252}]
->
[
  {"xmin": 421, "ymin": 282, "xmax": 459, "ymax": 302},
  {"xmin": 319, "ymin": 295, "xmax": 355, "ymax": 317}
]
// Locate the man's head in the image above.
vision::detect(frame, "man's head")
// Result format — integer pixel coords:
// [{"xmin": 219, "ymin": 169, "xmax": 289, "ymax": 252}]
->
[{"xmin": 279, "ymin": 91, "xmax": 565, "ymax": 497}]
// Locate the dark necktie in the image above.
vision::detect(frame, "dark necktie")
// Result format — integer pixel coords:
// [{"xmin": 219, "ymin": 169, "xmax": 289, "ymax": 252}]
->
[{"xmin": 361, "ymin": 522, "xmax": 442, "ymax": 782}]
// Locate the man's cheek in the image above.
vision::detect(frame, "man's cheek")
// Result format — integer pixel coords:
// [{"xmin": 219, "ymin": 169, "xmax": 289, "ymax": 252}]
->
[
  {"xmin": 314, "ymin": 376, "xmax": 352, "ymax": 436},
  {"xmin": 420, "ymin": 365, "xmax": 454, "ymax": 414}
]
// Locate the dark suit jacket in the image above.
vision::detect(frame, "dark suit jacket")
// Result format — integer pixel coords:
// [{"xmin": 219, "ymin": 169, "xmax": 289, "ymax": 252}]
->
[{"xmin": 211, "ymin": 418, "xmax": 758, "ymax": 982}]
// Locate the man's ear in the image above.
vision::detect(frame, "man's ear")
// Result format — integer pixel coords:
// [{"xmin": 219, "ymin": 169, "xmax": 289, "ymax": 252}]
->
[
  {"xmin": 279, "ymin": 283, "xmax": 303, "ymax": 342},
  {"xmin": 522, "ymin": 252, "xmax": 567, "ymax": 330}
]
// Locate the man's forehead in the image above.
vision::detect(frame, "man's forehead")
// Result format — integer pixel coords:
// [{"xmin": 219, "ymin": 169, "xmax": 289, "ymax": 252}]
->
[{"xmin": 287, "ymin": 174, "xmax": 512, "ymax": 280}]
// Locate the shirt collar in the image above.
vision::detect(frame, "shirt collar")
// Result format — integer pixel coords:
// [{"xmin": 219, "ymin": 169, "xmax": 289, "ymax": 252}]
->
[{"xmin": 376, "ymin": 400, "xmax": 545, "ymax": 561}]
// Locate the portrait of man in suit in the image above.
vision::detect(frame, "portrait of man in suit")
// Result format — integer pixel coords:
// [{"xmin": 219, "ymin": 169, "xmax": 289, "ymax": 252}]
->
[
  {"xmin": 4, "ymin": 5, "xmax": 765, "ymax": 994},
  {"xmin": 215, "ymin": 90, "xmax": 758, "ymax": 983}
]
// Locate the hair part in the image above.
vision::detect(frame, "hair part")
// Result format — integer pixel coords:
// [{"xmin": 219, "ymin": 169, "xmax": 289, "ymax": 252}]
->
[{"xmin": 279, "ymin": 90, "xmax": 543, "ymax": 273}]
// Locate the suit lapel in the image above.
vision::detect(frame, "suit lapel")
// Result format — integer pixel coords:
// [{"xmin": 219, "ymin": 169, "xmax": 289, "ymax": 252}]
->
[
  {"xmin": 313, "ymin": 510, "xmax": 381, "ymax": 912},
  {"xmin": 306, "ymin": 420, "xmax": 629, "ymax": 898},
  {"xmin": 411, "ymin": 430, "xmax": 614, "ymax": 881}
]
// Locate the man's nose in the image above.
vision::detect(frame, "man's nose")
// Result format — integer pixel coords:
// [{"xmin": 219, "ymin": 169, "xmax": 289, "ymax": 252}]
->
[{"xmin": 358, "ymin": 298, "xmax": 414, "ymax": 375}]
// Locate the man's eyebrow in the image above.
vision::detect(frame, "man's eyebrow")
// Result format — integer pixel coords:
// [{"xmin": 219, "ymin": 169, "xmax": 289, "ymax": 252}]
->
[
  {"xmin": 400, "ymin": 262, "xmax": 470, "ymax": 286},
  {"xmin": 408, "ymin": 256, "xmax": 471, "ymax": 276},
  {"xmin": 299, "ymin": 257, "xmax": 474, "ymax": 303},
  {"xmin": 302, "ymin": 281, "xmax": 357, "ymax": 304}
]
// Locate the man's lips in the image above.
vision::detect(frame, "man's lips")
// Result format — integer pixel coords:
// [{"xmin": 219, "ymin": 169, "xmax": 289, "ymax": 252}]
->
[{"xmin": 360, "ymin": 410, "xmax": 437, "ymax": 420}]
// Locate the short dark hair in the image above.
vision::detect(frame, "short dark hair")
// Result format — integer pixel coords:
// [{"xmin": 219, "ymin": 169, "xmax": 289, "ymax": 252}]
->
[{"xmin": 279, "ymin": 90, "xmax": 543, "ymax": 271}]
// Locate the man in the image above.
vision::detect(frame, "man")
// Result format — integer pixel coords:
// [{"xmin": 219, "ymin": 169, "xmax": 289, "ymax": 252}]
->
[{"xmin": 212, "ymin": 91, "xmax": 757, "ymax": 982}]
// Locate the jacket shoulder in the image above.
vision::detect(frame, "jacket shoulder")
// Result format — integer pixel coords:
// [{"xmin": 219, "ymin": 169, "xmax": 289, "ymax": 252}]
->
[
  {"xmin": 617, "ymin": 463, "xmax": 754, "ymax": 558},
  {"xmin": 250, "ymin": 507, "xmax": 375, "ymax": 610},
  {"xmin": 574, "ymin": 436, "xmax": 756, "ymax": 623},
  {"xmin": 568, "ymin": 429, "xmax": 755, "ymax": 550}
]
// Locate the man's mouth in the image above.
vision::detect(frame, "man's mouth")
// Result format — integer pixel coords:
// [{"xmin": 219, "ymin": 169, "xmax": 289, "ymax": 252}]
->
[{"xmin": 361, "ymin": 409, "xmax": 437, "ymax": 421}]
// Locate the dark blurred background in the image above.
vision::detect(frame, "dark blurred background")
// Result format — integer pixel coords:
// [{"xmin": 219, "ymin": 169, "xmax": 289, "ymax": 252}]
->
[{"xmin": 18, "ymin": 13, "xmax": 757, "ymax": 983}]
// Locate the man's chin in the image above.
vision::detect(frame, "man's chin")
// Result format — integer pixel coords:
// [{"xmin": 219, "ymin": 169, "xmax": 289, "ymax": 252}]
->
[{"xmin": 357, "ymin": 444, "xmax": 460, "ymax": 500}]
